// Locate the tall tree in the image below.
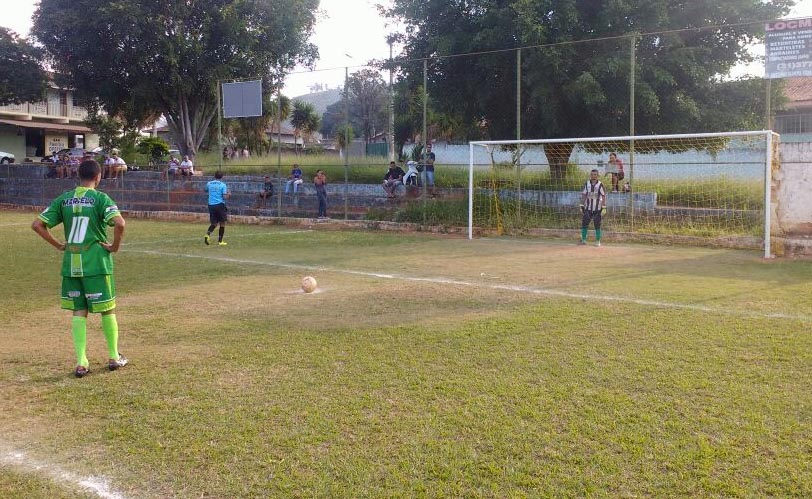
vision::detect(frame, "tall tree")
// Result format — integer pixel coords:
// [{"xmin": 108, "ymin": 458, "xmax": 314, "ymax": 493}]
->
[
  {"xmin": 0, "ymin": 28, "xmax": 46, "ymax": 105},
  {"xmin": 33, "ymin": 0, "xmax": 318, "ymax": 156},
  {"xmin": 383, "ymin": 0, "xmax": 793, "ymax": 176},
  {"xmin": 347, "ymin": 69, "xmax": 389, "ymax": 144},
  {"xmin": 321, "ymin": 69, "xmax": 389, "ymax": 145}
]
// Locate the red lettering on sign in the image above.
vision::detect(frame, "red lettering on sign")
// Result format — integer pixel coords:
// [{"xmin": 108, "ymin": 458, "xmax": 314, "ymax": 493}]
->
[{"xmin": 767, "ymin": 18, "xmax": 812, "ymax": 31}]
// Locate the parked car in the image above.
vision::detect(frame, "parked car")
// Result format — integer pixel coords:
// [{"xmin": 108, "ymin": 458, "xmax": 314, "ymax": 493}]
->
[
  {"xmin": 59, "ymin": 148, "xmax": 89, "ymax": 159},
  {"xmin": 0, "ymin": 150, "xmax": 14, "ymax": 164},
  {"xmin": 41, "ymin": 148, "xmax": 89, "ymax": 162}
]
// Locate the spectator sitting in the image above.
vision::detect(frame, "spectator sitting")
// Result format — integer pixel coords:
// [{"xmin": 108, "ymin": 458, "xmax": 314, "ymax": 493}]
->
[
  {"xmin": 165, "ymin": 155, "xmax": 180, "ymax": 178},
  {"xmin": 284, "ymin": 164, "xmax": 303, "ymax": 194},
  {"xmin": 107, "ymin": 149, "xmax": 127, "ymax": 180},
  {"xmin": 604, "ymin": 152, "xmax": 625, "ymax": 193},
  {"xmin": 67, "ymin": 156, "xmax": 80, "ymax": 178},
  {"xmin": 53, "ymin": 154, "xmax": 68, "ymax": 179},
  {"xmin": 255, "ymin": 175, "xmax": 274, "ymax": 207},
  {"xmin": 45, "ymin": 159, "xmax": 59, "ymax": 179},
  {"xmin": 180, "ymin": 155, "xmax": 194, "ymax": 176},
  {"xmin": 382, "ymin": 161, "xmax": 406, "ymax": 198}
]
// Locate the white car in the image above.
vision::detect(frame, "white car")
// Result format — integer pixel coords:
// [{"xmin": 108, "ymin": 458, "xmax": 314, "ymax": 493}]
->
[{"xmin": 0, "ymin": 150, "xmax": 14, "ymax": 164}]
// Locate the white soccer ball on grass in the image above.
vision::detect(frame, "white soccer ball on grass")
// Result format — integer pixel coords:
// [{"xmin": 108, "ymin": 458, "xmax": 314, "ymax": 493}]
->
[{"xmin": 301, "ymin": 276, "xmax": 318, "ymax": 293}]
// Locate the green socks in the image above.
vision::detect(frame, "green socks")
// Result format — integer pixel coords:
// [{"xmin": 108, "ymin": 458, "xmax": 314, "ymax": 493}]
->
[
  {"xmin": 73, "ymin": 314, "xmax": 120, "ymax": 366},
  {"xmin": 596, "ymin": 229, "xmax": 602, "ymax": 242},
  {"xmin": 71, "ymin": 316, "xmax": 89, "ymax": 368},
  {"xmin": 102, "ymin": 314, "xmax": 119, "ymax": 360},
  {"xmin": 581, "ymin": 228, "xmax": 588, "ymax": 241}
]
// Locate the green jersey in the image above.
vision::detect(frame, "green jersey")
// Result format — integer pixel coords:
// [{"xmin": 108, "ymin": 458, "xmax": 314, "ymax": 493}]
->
[{"xmin": 38, "ymin": 187, "xmax": 121, "ymax": 277}]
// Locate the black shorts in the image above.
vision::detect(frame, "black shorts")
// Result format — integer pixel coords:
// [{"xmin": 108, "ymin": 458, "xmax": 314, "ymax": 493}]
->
[
  {"xmin": 581, "ymin": 209, "xmax": 603, "ymax": 230},
  {"xmin": 613, "ymin": 171, "xmax": 625, "ymax": 181},
  {"xmin": 208, "ymin": 203, "xmax": 228, "ymax": 224}
]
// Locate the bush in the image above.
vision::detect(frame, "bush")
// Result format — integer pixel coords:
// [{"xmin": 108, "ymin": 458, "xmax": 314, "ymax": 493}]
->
[{"xmin": 137, "ymin": 137, "xmax": 170, "ymax": 163}]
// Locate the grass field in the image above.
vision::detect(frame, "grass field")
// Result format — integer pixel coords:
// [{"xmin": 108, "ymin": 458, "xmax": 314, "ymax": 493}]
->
[{"xmin": 2, "ymin": 209, "xmax": 811, "ymax": 498}]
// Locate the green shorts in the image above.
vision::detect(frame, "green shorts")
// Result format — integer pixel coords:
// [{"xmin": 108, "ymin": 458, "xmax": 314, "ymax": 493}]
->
[{"xmin": 61, "ymin": 275, "xmax": 116, "ymax": 313}]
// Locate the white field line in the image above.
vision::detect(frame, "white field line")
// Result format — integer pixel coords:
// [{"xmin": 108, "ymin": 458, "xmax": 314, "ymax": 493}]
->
[
  {"xmin": 122, "ymin": 229, "xmax": 310, "ymax": 247},
  {"xmin": 0, "ymin": 222, "xmax": 30, "ymax": 227},
  {"xmin": 125, "ymin": 249, "xmax": 812, "ymax": 323},
  {"xmin": 1, "ymin": 448, "xmax": 125, "ymax": 499}
]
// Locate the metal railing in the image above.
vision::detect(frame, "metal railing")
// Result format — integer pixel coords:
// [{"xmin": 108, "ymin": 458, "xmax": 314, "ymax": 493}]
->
[{"xmin": 0, "ymin": 102, "xmax": 89, "ymax": 120}]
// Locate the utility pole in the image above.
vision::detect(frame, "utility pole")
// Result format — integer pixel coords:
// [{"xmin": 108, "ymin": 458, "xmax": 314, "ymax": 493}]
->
[{"xmin": 388, "ymin": 36, "xmax": 395, "ymax": 162}]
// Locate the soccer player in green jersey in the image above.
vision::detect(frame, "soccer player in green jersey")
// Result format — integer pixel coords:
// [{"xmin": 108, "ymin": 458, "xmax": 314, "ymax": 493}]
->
[{"xmin": 32, "ymin": 159, "xmax": 129, "ymax": 378}]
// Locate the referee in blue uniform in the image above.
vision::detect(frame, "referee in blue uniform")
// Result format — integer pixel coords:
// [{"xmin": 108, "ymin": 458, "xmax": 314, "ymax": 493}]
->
[{"xmin": 204, "ymin": 171, "xmax": 230, "ymax": 246}]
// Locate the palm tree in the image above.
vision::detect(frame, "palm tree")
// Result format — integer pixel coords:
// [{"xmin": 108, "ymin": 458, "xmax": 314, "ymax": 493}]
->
[
  {"xmin": 266, "ymin": 94, "xmax": 291, "ymax": 153},
  {"xmin": 270, "ymin": 95, "xmax": 292, "ymax": 122},
  {"xmin": 290, "ymin": 100, "xmax": 320, "ymax": 155}
]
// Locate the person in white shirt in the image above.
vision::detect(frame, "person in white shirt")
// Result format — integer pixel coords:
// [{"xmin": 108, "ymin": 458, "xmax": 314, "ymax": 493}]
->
[
  {"xmin": 107, "ymin": 150, "xmax": 127, "ymax": 180},
  {"xmin": 180, "ymin": 155, "xmax": 194, "ymax": 176}
]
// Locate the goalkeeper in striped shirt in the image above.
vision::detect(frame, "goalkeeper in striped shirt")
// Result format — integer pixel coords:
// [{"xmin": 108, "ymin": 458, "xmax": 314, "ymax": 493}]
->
[
  {"xmin": 579, "ymin": 169, "xmax": 607, "ymax": 247},
  {"xmin": 32, "ymin": 159, "xmax": 128, "ymax": 378}
]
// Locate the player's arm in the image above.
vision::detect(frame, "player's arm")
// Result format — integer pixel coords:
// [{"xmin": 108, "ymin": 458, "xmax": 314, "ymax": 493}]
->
[
  {"xmin": 31, "ymin": 219, "xmax": 66, "ymax": 251},
  {"xmin": 599, "ymin": 185, "xmax": 607, "ymax": 213},
  {"xmin": 100, "ymin": 215, "xmax": 126, "ymax": 253}
]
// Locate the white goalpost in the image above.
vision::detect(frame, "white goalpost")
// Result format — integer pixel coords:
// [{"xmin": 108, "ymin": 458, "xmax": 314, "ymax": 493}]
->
[{"xmin": 468, "ymin": 131, "xmax": 777, "ymax": 258}]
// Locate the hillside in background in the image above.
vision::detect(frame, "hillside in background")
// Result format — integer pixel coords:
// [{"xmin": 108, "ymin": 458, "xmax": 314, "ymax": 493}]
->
[{"xmin": 292, "ymin": 88, "xmax": 343, "ymax": 117}]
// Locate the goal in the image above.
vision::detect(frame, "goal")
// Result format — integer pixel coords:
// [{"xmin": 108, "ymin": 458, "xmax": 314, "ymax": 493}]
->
[{"xmin": 467, "ymin": 131, "xmax": 777, "ymax": 257}]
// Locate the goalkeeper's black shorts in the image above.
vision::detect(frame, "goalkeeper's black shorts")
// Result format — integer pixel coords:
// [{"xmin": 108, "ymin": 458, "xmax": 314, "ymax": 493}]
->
[{"xmin": 581, "ymin": 209, "xmax": 602, "ymax": 230}]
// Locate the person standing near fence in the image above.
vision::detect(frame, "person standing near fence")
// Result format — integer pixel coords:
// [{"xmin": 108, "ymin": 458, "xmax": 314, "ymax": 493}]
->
[
  {"xmin": 31, "ymin": 159, "xmax": 128, "ymax": 378},
  {"xmin": 421, "ymin": 143, "xmax": 436, "ymax": 196},
  {"xmin": 579, "ymin": 169, "xmax": 607, "ymax": 247},
  {"xmin": 314, "ymin": 169, "xmax": 328, "ymax": 219},
  {"xmin": 204, "ymin": 171, "xmax": 230, "ymax": 246}
]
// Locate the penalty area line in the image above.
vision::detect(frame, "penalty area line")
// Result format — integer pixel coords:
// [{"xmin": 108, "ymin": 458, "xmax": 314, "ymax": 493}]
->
[
  {"xmin": 122, "ymin": 229, "xmax": 310, "ymax": 247},
  {"xmin": 1, "ymin": 448, "xmax": 126, "ymax": 499},
  {"xmin": 125, "ymin": 248, "xmax": 812, "ymax": 324}
]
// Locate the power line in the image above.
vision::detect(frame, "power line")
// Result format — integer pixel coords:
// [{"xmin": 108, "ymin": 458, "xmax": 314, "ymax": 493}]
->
[{"xmin": 287, "ymin": 15, "xmax": 803, "ymax": 76}]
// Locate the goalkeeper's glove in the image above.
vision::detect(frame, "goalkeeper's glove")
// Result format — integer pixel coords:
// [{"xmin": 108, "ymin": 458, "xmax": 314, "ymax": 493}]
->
[
  {"xmin": 601, "ymin": 206, "xmax": 607, "ymax": 215},
  {"xmin": 579, "ymin": 204, "xmax": 585, "ymax": 214}
]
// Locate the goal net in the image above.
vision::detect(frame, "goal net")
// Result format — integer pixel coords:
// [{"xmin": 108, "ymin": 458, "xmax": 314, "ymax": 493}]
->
[{"xmin": 467, "ymin": 131, "xmax": 777, "ymax": 256}]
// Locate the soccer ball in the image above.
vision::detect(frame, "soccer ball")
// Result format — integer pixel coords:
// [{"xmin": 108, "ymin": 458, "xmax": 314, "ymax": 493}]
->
[{"xmin": 301, "ymin": 276, "xmax": 318, "ymax": 293}]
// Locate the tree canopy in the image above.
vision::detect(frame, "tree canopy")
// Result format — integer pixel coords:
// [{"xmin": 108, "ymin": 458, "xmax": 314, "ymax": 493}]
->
[
  {"xmin": 321, "ymin": 69, "xmax": 389, "ymax": 145},
  {"xmin": 383, "ymin": 0, "xmax": 793, "ymax": 171},
  {"xmin": 33, "ymin": 0, "xmax": 319, "ymax": 156},
  {"xmin": 0, "ymin": 28, "xmax": 46, "ymax": 106}
]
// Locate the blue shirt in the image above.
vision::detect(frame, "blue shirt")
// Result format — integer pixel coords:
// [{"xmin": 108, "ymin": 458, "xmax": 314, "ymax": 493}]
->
[{"xmin": 206, "ymin": 180, "xmax": 228, "ymax": 205}]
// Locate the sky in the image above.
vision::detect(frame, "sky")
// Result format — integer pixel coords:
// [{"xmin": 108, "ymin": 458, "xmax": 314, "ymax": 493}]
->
[{"xmin": 2, "ymin": 0, "xmax": 812, "ymax": 96}]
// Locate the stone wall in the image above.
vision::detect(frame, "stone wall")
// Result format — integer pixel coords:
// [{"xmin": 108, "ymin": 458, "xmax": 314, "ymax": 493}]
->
[{"xmin": 772, "ymin": 142, "xmax": 812, "ymax": 257}]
